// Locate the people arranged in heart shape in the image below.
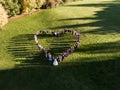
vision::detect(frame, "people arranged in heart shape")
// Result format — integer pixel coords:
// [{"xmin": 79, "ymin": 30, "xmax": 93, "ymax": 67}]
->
[{"xmin": 34, "ymin": 28, "xmax": 80, "ymax": 66}]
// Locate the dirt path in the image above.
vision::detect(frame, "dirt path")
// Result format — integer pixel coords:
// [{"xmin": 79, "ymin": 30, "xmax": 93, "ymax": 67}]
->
[{"xmin": 8, "ymin": 9, "xmax": 42, "ymax": 21}]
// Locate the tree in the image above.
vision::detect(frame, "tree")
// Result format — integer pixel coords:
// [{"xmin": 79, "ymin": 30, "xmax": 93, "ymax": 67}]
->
[{"xmin": 0, "ymin": 4, "xmax": 8, "ymax": 29}]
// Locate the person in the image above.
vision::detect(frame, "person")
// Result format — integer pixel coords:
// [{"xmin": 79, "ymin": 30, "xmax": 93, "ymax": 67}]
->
[
  {"xmin": 34, "ymin": 35, "xmax": 38, "ymax": 44},
  {"xmin": 77, "ymin": 41, "xmax": 80, "ymax": 46},
  {"xmin": 35, "ymin": 31, "xmax": 39, "ymax": 35},
  {"xmin": 53, "ymin": 32, "xmax": 57, "ymax": 36},
  {"xmin": 42, "ymin": 48, "xmax": 47, "ymax": 57},
  {"xmin": 57, "ymin": 55, "xmax": 62, "ymax": 62},
  {"xmin": 67, "ymin": 50, "xmax": 70, "ymax": 54},
  {"xmin": 72, "ymin": 30, "xmax": 74, "ymax": 35},
  {"xmin": 74, "ymin": 44, "xmax": 78, "ymax": 49},
  {"xmin": 59, "ymin": 31, "xmax": 64, "ymax": 36},
  {"xmin": 68, "ymin": 30, "xmax": 72, "ymax": 32},
  {"xmin": 51, "ymin": 31, "xmax": 57, "ymax": 36},
  {"xmin": 74, "ymin": 42, "xmax": 80, "ymax": 49},
  {"xmin": 64, "ymin": 28, "xmax": 67, "ymax": 33},
  {"xmin": 40, "ymin": 30, "xmax": 48, "ymax": 34},
  {"xmin": 70, "ymin": 46, "xmax": 75, "ymax": 53},
  {"xmin": 47, "ymin": 52, "xmax": 53, "ymax": 61},
  {"xmin": 53, "ymin": 59, "xmax": 58, "ymax": 66},
  {"xmin": 74, "ymin": 31, "xmax": 77, "ymax": 36},
  {"xmin": 37, "ymin": 44, "xmax": 43, "ymax": 50},
  {"xmin": 57, "ymin": 32, "xmax": 60, "ymax": 37},
  {"xmin": 62, "ymin": 52, "xmax": 67, "ymax": 60}
]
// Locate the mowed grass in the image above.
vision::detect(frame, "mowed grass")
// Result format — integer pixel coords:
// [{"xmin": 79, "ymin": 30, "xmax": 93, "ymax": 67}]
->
[{"xmin": 0, "ymin": 0, "xmax": 120, "ymax": 90}]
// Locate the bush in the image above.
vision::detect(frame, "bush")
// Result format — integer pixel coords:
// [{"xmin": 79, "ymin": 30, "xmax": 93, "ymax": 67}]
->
[
  {"xmin": 55, "ymin": 0, "xmax": 64, "ymax": 6},
  {"xmin": 20, "ymin": 0, "xmax": 46, "ymax": 13},
  {"xmin": 46, "ymin": 0, "xmax": 56, "ymax": 8},
  {"xmin": 41, "ymin": 0, "xmax": 64, "ymax": 9},
  {"xmin": 62, "ymin": 0, "xmax": 77, "ymax": 2},
  {"xmin": 0, "ymin": 0, "xmax": 77, "ymax": 18},
  {"xmin": 0, "ymin": 4, "xmax": 8, "ymax": 29},
  {"xmin": 36, "ymin": 0, "xmax": 46, "ymax": 9},
  {"xmin": 0, "ymin": 0, "xmax": 21, "ymax": 17},
  {"xmin": 20, "ymin": 0, "xmax": 35, "ymax": 13}
]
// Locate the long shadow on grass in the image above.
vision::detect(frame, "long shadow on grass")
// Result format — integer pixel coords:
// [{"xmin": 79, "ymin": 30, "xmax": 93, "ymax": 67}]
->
[
  {"xmin": 65, "ymin": 2, "xmax": 119, "ymax": 7},
  {"xmin": 1, "ymin": 34, "xmax": 120, "ymax": 90},
  {"xmin": 7, "ymin": 34, "xmax": 76, "ymax": 68},
  {"xmin": 76, "ymin": 40, "xmax": 120, "ymax": 54},
  {"xmin": 0, "ymin": 56, "xmax": 120, "ymax": 90},
  {"xmin": 53, "ymin": 1, "xmax": 120, "ymax": 34},
  {"xmin": 7, "ymin": 34, "xmax": 49, "ymax": 66}
]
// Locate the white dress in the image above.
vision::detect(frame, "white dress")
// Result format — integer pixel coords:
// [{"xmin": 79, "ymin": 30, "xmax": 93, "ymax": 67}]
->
[{"xmin": 53, "ymin": 59, "xmax": 58, "ymax": 66}]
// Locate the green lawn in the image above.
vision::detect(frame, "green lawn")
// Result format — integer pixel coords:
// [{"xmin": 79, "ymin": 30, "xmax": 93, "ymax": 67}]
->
[{"xmin": 0, "ymin": 0, "xmax": 120, "ymax": 90}]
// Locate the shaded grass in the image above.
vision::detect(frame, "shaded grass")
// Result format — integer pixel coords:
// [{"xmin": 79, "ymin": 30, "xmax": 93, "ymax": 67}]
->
[
  {"xmin": 0, "ymin": 59, "xmax": 120, "ymax": 90},
  {"xmin": 0, "ymin": 0, "xmax": 120, "ymax": 90},
  {"xmin": 38, "ymin": 33, "xmax": 77, "ymax": 56}
]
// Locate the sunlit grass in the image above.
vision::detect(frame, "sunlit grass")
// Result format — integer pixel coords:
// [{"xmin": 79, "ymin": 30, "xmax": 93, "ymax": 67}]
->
[
  {"xmin": 0, "ymin": 0, "xmax": 120, "ymax": 69},
  {"xmin": 0, "ymin": 0, "xmax": 120, "ymax": 89}
]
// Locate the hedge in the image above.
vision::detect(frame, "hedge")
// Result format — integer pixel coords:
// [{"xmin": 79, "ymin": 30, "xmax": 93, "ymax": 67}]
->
[{"xmin": 0, "ymin": 0, "xmax": 80, "ymax": 28}]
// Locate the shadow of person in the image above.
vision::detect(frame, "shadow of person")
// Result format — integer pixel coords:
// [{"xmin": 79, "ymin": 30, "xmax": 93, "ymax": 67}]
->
[
  {"xmin": 7, "ymin": 33, "xmax": 76, "ymax": 68},
  {"xmin": 7, "ymin": 34, "xmax": 50, "ymax": 68}
]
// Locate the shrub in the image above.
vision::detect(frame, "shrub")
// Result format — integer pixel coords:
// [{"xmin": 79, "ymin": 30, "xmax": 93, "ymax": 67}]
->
[
  {"xmin": 0, "ymin": 4, "xmax": 8, "ymax": 29},
  {"xmin": 36, "ymin": 0, "xmax": 46, "ymax": 9},
  {"xmin": 0, "ymin": 0, "xmax": 21, "ymax": 17},
  {"xmin": 20, "ymin": 0, "xmax": 46, "ymax": 13},
  {"xmin": 46, "ymin": 0, "xmax": 56, "ymax": 8},
  {"xmin": 41, "ymin": 0, "xmax": 63, "ymax": 9},
  {"xmin": 55, "ymin": 0, "xmax": 64, "ymax": 6},
  {"xmin": 62, "ymin": 0, "xmax": 77, "ymax": 2},
  {"xmin": 20, "ymin": 0, "xmax": 35, "ymax": 13}
]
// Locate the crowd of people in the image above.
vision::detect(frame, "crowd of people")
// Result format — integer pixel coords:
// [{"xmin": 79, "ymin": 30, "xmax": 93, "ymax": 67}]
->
[{"xmin": 34, "ymin": 29, "xmax": 80, "ymax": 66}]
